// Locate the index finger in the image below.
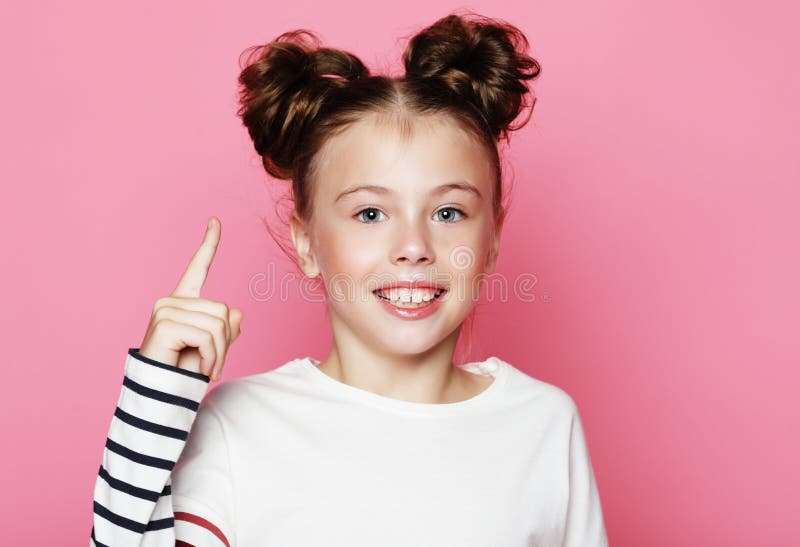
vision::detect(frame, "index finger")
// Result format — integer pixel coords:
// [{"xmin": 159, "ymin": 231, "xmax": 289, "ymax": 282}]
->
[{"xmin": 172, "ymin": 216, "xmax": 221, "ymax": 298}]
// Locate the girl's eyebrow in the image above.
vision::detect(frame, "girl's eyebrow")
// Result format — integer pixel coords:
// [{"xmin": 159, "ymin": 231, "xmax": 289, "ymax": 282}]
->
[{"xmin": 335, "ymin": 181, "xmax": 482, "ymax": 203}]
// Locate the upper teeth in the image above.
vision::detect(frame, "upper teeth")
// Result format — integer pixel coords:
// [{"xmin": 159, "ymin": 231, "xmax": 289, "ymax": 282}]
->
[{"xmin": 376, "ymin": 288, "xmax": 442, "ymax": 302}]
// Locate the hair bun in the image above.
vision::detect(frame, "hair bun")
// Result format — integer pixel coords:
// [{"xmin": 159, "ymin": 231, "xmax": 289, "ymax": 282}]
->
[
  {"xmin": 403, "ymin": 13, "xmax": 541, "ymax": 140},
  {"xmin": 237, "ymin": 30, "xmax": 369, "ymax": 179}
]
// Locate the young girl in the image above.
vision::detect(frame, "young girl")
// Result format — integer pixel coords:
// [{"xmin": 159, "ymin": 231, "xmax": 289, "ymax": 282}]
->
[{"xmin": 90, "ymin": 12, "xmax": 609, "ymax": 547}]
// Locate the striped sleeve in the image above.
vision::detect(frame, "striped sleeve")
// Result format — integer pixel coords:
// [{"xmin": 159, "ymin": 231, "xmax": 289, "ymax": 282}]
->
[{"xmin": 90, "ymin": 348, "xmax": 232, "ymax": 547}]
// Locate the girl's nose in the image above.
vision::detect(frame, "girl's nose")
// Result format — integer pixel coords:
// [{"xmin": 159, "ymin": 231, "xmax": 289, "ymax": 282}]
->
[{"xmin": 390, "ymin": 220, "xmax": 435, "ymax": 265}]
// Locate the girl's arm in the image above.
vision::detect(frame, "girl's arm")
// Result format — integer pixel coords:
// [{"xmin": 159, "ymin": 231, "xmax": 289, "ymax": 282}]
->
[
  {"xmin": 90, "ymin": 348, "xmax": 233, "ymax": 547},
  {"xmin": 562, "ymin": 404, "xmax": 609, "ymax": 547}
]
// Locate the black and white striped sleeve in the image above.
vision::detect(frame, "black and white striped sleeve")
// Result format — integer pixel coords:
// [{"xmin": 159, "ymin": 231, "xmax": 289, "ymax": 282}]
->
[{"xmin": 90, "ymin": 347, "xmax": 223, "ymax": 547}]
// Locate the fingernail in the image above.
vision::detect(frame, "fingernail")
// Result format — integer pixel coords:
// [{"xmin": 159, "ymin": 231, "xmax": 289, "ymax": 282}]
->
[{"xmin": 207, "ymin": 217, "xmax": 213, "ymax": 229}]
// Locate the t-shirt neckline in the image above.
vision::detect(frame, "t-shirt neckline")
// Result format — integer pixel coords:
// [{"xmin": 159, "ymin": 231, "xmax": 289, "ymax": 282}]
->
[{"xmin": 297, "ymin": 355, "xmax": 509, "ymax": 416}]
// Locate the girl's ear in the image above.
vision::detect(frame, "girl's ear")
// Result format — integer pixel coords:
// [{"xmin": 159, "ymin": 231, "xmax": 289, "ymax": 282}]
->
[{"xmin": 290, "ymin": 210, "xmax": 320, "ymax": 278}]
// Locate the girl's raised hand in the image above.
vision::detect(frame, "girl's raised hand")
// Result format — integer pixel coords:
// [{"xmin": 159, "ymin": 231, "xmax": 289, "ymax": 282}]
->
[{"xmin": 137, "ymin": 216, "xmax": 243, "ymax": 381}]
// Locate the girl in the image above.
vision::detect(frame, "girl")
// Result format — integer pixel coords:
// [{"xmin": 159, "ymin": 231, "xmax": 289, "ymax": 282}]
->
[{"xmin": 90, "ymin": 12, "xmax": 609, "ymax": 547}]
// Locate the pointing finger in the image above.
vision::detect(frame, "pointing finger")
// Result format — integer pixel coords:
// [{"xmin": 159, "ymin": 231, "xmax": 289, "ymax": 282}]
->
[{"xmin": 172, "ymin": 216, "xmax": 221, "ymax": 298}]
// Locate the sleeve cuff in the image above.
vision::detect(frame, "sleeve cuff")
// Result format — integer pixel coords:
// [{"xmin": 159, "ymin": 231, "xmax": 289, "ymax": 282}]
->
[
  {"xmin": 125, "ymin": 348, "xmax": 210, "ymax": 403},
  {"xmin": 128, "ymin": 348, "xmax": 211, "ymax": 382}
]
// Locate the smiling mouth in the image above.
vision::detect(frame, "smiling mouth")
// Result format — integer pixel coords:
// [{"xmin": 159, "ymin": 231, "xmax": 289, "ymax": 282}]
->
[{"xmin": 373, "ymin": 288, "xmax": 447, "ymax": 308}]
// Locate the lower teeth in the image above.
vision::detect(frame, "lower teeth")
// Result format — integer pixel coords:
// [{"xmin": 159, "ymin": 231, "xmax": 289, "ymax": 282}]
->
[{"xmin": 393, "ymin": 300, "xmax": 430, "ymax": 308}]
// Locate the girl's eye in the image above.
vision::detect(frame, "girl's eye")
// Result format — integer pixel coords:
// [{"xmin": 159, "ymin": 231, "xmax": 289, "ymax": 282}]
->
[
  {"xmin": 354, "ymin": 206, "xmax": 466, "ymax": 223},
  {"xmin": 354, "ymin": 207, "xmax": 386, "ymax": 223},
  {"xmin": 434, "ymin": 207, "xmax": 466, "ymax": 223}
]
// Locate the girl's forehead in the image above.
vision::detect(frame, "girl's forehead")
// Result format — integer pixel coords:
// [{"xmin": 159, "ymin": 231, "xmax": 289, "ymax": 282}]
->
[{"xmin": 313, "ymin": 114, "xmax": 493, "ymax": 195}]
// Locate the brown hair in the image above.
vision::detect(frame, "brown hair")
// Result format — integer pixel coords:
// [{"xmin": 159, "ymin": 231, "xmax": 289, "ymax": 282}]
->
[{"xmin": 236, "ymin": 11, "xmax": 541, "ymax": 362}]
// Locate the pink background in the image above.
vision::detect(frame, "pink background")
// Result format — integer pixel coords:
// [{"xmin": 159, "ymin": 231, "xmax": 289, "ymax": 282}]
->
[{"xmin": 2, "ymin": 1, "xmax": 798, "ymax": 545}]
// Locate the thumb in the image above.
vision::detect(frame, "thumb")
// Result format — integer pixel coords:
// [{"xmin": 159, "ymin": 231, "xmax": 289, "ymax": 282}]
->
[{"xmin": 229, "ymin": 308, "xmax": 244, "ymax": 343}]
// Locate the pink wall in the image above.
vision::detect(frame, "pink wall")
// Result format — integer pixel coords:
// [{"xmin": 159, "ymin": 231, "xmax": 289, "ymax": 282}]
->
[{"xmin": 2, "ymin": 1, "xmax": 797, "ymax": 544}]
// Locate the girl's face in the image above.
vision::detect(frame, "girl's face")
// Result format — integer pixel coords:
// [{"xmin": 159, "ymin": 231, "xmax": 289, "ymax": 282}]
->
[{"xmin": 291, "ymin": 113, "xmax": 502, "ymax": 358}]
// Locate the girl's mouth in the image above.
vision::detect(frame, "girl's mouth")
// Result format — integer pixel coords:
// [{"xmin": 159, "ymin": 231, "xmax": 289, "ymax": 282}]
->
[{"xmin": 372, "ymin": 287, "xmax": 447, "ymax": 308}]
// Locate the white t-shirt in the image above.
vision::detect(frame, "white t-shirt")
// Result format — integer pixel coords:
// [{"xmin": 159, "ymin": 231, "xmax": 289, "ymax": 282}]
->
[
  {"xmin": 173, "ymin": 353, "xmax": 608, "ymax": 547},
  {"xmin": 91, "ymin": 349, "xmax": 608, "ymax": 547}
]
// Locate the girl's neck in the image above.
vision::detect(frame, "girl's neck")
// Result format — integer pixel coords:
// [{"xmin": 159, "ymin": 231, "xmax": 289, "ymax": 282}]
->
[{"xmin": 315, "ymin": 328, "xmax": 490, "ymax": 404}]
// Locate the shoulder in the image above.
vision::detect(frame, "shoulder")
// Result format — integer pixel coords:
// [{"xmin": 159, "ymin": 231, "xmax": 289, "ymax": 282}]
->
[
  {"xmin": 198, "ymin": 356, "xmax": 312, "ymax": 414},
  {"xmin": 489, "ymin": 355, "xmax": 580, "ymax": 419}
]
